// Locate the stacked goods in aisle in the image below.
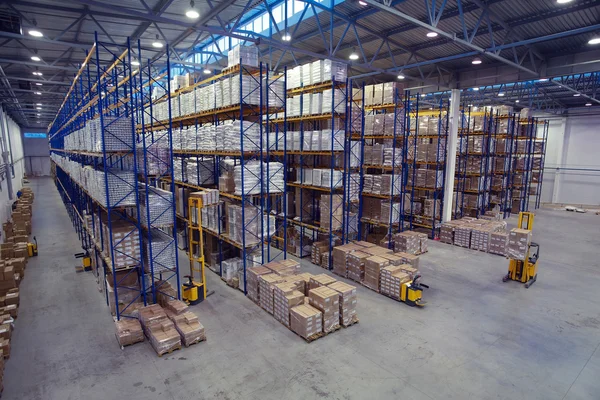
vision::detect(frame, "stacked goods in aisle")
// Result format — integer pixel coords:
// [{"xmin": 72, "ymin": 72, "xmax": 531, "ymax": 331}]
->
[
  {"xmin": 439, "ymin": 217, "xmax": 508, "ymax": 255},
  {"xmin": 134, "ymin": 303, "xmax": 206, "ymax": 355},
  {"xmin": 140, "ymin": 184, "xmax": 175, "ymax": 228},
  {"xmin": 379, "ymin": 231, "xmax": 428, "ymax": 255},
  {"xmin": 246, "ymin": 260, "xmax": 358, "ymax": 341},
  {"xmin": 330, "ymin": 240, "xmax": 423, "ymax": 305},
  {"xmin": 286, "ymin": 59, "xmax": 347, "ymax": 90},
  {"xmin": 0, "ymin": 188, "xmax": 34, "ymax": 380},
  {"xmin": 507, "ymin": 228, "xmax": 532, "ymax": 260},
  {"xmin": 115, "ymin": 319, "xmax": 145, "ymax": 347}
]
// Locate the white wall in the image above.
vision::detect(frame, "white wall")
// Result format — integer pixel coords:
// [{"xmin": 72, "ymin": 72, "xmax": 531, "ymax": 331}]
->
[
  {"xmin": 23, "ymin": 132, "xmax": 50, "ymax": 176},
  {"xmin": 535, "ymin": 113, "xmax": 600, "ymax": 206},
  {"xmin": 0, "ymin": 107, "xmax": 25, "ymax": 229}
]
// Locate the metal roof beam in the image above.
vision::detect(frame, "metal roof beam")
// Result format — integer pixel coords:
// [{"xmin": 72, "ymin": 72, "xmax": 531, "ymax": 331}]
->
[
  {"xmin": 3, "ymin": 76, "xmax": 72, "ymax": 86},
  {"xmin": 362, "ymin": 0, "xmax": 539, "ymax": 76}
]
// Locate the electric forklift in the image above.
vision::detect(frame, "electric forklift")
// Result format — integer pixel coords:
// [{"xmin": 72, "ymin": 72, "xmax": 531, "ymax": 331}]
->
[
  {"xmin": 503, "ymin": 211, "xmax": 540, "ymax": 288},
  {"xmin": 27, "ymin": 236, "xmax": 38, "ymax": 257},
  {"xmin": 182, "ymin": 195, "xmax": 207, "ymax": 305},
  {"xmin": 401, "ymin": 274, "xmax": 429, "ymax": 307}
]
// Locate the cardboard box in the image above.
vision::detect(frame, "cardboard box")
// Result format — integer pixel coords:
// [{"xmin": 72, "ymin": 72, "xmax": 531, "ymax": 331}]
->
[
  {"xmin": 246, "ymin": 266, "xmax": 272, "ymax": 303},
  {"xmin": 273, "ymin": 283, "xmax": 304, "ymax": 328},
  {"xmin": 147, "ymin": 319, "xmax": 181, "ymax": 355},
  {"xmin": 164, "ymin": 299, "xmax": 189, "ymax": 316},
  {"xmin": 346, "ymin": 251, "xmax": 370, "ymax": 283},
  {"xmin": 258, "ymin": 274, "xmax": 285, "ymax": 314},
  {"xmin": 115, "ymin": 318, "xmax": 144, "ymax": 347},
  {"xmin": 172, "ymin": 311, "xmax": 206, "ymax": 346},
  {"xmin": 327, "ymin": 281, "xmax": 357, "ymax": 326},
  {"xmin": 290, "ymin": 304, "xmax": 322, "ymax": 339},
  {"xmin": 364, "ymin": 255, "xmax": 389, "ymax": 292},
  {"xmin": 138, "ymin": 304, "xmax": 168, "ymax": 333},
  {"xmin": 507, "ymin": 228, "xmax": 532, "ymax": 260},
  {"xmin": 308, "ymin": 286, "xmax": 340, "ymax": 333},
  {"xmin": 308, "ymin": 274, "xmax": 337, "ymax": 290},
  {"xmin": 489, "ymin": 232, "xmax": 508, "ymax": 256}
]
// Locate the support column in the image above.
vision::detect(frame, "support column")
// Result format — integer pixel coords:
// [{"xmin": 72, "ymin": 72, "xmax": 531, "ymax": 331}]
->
[
  {"xmin": 551, "ymin": 116, "xmax": 568, "ymax": 204},
  {"xmin": 442, "ymin": 89, "xmax": 460, "ymax": 222}
]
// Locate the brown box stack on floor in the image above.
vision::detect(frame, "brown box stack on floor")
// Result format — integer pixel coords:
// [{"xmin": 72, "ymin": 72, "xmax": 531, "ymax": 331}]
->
[
  {"xmin": 115, "ymin": 318, "xmax": 144, "ymax": 347},
  {"xmin": 308, "ymin": 286, "xmax": 340, "ymax": 333},
  {"xmin": 364, "ymin": 256, "xmax": 389, "ymax": 292},
  {"xmin": 454, "ymin": 224, "xmax": 473, "ymax": 248},
  {"xmin": 393, "ymin": 232, "xmax": 420, "ymax": 254},
  {"xmin": 273, "ymin": 283, "xmax": 304, "ymax": 327},
  {"xmin": 171, "ymin": 311, "xmax": 206, "ymax": 346},
  {"xmin": 320, "ymin": 195, "xmax": 343, "ymax": 230},
  {"xmin": 266, "ymin": 259, "xmax": 301, "ymax": 276},
  {"xmin": 155, "ymin": 280, "xmax": 178, "ymax": 307},
  {"xmin": 507, "ymin": 228, "xmax": 532, "ymax": 260},
  {"xmin": 379, "ymin": 253, "xmax": 404, "ymax": 266},
  {"xmin": 328, "ymin": 281, "xmax": 357, "ymax": 326},
  {"xmin": 311, "ymin": 241, "xmax": 329, "ymax": 266},
  {"xmin": 395, "ymin": 252, "xmax": 419, "ymax": 269},
  {"xmin": 138, "ymin": 304, "xmax": 181, "ymax": 355},
  {"xmin": 258, "ymin": 274, "xmax": 285, "ymax": 314},
  {"xmin": 246, "ymin": 266, "xmax": 272, "ymax": 303},
  {"xmin": 398, "ymin": 263, "xmax": 419, "ymax": 280},
  {"xmin": 287, "ymin": 273, "xmax": 313, "ymax": 296},
  {"xmin": 164, "ymin": 299, "xmax": 189, "ymax": 317},
  {"xmin": 309, "ymin": 273, "xmax": 337, "ymax": 291},
  {"xmin": 489, "ymin": 232, "xmax": 508, "ymax": 256},
  {"xmin": 380, "ymin": 266, "xmax": 411, "ymax": 300},
  {"xmin": 470, "ymin": 226, "xmax": 491, "ymax": 252},
  {"xmin": 332, "ymin": 243, "xmax": 360, "ymax": 277},
  {"xmin": 346, "ymin": 250, "xmax": 370, "ymax": 283},
  {"xmin": 290, "ymin": 304, "xmax": 322, "ymax": 339},
  {"xmin": 415, "ymin": 232, "xmax": 428, "ymax": 253}
]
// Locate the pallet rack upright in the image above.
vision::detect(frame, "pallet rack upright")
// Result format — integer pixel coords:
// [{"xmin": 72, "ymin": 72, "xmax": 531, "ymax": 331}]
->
[
  {"xmin": 356, "ymin": 84, "xmax": 406, "ymax": 244},
  {"xmin": 280, "ymin": 74, "xmax": 348, "ymax": 267},
  {"xmin": 49, "ymin": 34, "xmax": 180, "ymax": 319}
]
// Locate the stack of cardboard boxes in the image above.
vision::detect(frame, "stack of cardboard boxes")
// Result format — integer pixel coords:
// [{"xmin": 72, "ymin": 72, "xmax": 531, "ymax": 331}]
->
[
  {"xmin": 440, "ymin": 217, "xmax": 508, "ymax": 255},
  {"xmin": 134, "ymin": 303, "xmax": 206, "ymax": 355},
  {"xmin": 0, "ymin": 187, "xmax": 34, "ymax": 386},
  {"xmin": 247, "ymin": 260, "xmax": 358, "ymax": 341}
]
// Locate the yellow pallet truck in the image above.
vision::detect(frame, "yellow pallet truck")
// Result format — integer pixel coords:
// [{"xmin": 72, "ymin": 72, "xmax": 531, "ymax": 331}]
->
[
  {"xmin": 503, "ymin": 212, "xmax": 539, "ymax": 288},
  {"xmin": 402, "ymin": 274, "xmax": 428, "ymax": 307},
  {"xmin": 182, "ymin": 195, "xmax": 207, "ymax": 305}
]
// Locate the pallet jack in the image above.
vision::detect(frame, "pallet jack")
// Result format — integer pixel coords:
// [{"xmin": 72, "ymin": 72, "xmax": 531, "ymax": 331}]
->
[
  {"xmin": 27, "ymin": 236, "xmax": 38, "ymax": 257},
  {"xmin": 503, "ymin": 212, "xmax": 540, "ymax": 288},
  {"xmin": 401, "ymin": 274, "xmax": 429, "ymax": 307},
  {"xmin": 182, "ymin": 195, "xmax": 207, "ymax": 305}
]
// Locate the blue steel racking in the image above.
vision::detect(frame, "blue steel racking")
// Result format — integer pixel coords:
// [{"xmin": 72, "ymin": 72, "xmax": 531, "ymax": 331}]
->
[
  {"xmin": 162, "ymin": 62, "xmax": 287, "ymax": 294},
  {"xmin": 404, "ymin": 94, "xmax": 449, "ymax": 238},
  {"xmin": 278, "ymin": 79, "xmax": 348, "ymax": 267},
  {"xmin": 355, "ymin": 85, "xmax": 407, "ymax": 243},
  {"xmin": 49, "ymin": 34, "xmax": 180, "ymax": 319}
]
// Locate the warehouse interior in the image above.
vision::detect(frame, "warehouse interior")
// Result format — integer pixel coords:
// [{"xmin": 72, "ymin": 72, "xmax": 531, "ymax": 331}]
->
[{"xmin": 0, "ymin": 0, "xmax": 599, "ymax": 399}]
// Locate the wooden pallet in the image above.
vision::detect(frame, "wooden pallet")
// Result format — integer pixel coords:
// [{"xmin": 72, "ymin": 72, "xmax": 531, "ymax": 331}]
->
[
  {"xmin": 342, "ymin": 315, "xmax": 359, "ymax": 328},
  {"xmin": 184, "ymin": 337, "xmax": 206, "ymax": 348},
  {"xmin": 157, "ymin": 344, "xmax": 182, "ymax": 357}
]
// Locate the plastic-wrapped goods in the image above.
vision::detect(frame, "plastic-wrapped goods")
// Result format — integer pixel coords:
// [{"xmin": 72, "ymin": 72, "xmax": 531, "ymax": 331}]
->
[
  {"xmin": 380, "ymin": 174, "xmax": 402, "ymax": 196},
  {"xmin": 302, "ymin": 92, "xmax": 312, "ymax": 116},
  {"xmin": 231, "ymin": 75, "xmax": 260, "ymax": 106},
  {"xmin": 227, "ymin": 44, "xmax": 258, "ymax": 68},
  {"xmin": 223, "ymin": 257, "xmax": 242, "ymax": 281},
  {"xmin": 320, "ymin": 194, "xmax": 343, "ymax": 230},
  {"xmin": 320, "ymin": 129, "xmax": 345, "ymax": 151},
  {"xmin": 227, "ymin": 204, "xmax": 261, "ymax": 246},
  {"xmin": 147, "ymin": 319, "xmax": 181, "ymax": 356},
  {"xmin": 264, "ymin": 162, "xmax": 284, "ymax": 193},
  {"xmin": 311, "ymin": 93, "xmax": 323, "ymax": 115},
  {"xmin": 382, "ymin": 82, "xmax": 399, "ymax": 104},
  {"xmin": 302, "ymin": 62, "xmax": 312, "ymax": 86},
  {"xmin": 115, "ymin": 318, "xmax": 144, "ymax": 347},
  {"xmin": 323, "ymin": 60, "xmax": 347, "ymax": 82},
  {"xmin": 172, "ymin": 311, "xmax": 206, "ymax": 346},
  {"xmin": 263, "ymin": 75, "xmax": 285, "ymax": 108},
  {"xmin": 136, "ymin": 139, "xmax": 169, "ymax": 177},
  {"xmin": 143, "ymin": 228, "xmax": 176, "ymax": 274},
  {"xmin": 287, "ymin": 65, "xmax": 302, "ymax": 89},
  {"xmin": 234, "ymin": 161, "xmax": 262, "ymax": 195},
  {"xmin": 289, "ymin": 95, "xmax": 301, "ymax": 117},
  {"xmin": 222, "ymin": 77, "xmax": 232, "ymax": 107},
  {"xmin": 140, "ymin": 185, "xmax": 174, "ymax": 228},
  {"xmin": 322, "ymin": 89, "xmax": 346, "ymax": 114},
  {"xmin": 347, "ymin": 173, "xmax": 360, "ymax": 202},
  {"xmin": 311, "ymin": 60, "xmax": 323, "ymax": 84}
]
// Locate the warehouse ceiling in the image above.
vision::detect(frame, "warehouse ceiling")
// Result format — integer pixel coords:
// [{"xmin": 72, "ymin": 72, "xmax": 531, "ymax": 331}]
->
[{"xmin": 0, "ymin": 0, "xmax": 599, "ymax": 127}]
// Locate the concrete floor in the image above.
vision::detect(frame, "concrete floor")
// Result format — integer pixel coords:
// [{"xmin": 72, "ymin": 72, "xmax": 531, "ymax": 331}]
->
[{"xmin": 4, "ymin": 176, "xmax": 600, "ymax": 400}]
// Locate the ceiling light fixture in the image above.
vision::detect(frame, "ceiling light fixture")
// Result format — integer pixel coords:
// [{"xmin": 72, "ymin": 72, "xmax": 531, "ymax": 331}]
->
[
  {"xmin": 203, "ymin": 67, "xmax": 211, "ymax": 74},
  {"xmin": 538, "ymin": 78, "xmax": 549, "ymax": 82},
  {"xmin": 426, "ymin": 32, "xmax": 438, "ymax": 38},
  {"xmin": 588, "ymin": 37, "xmax": 600, "ymax": 45},
  {"xmin": 31, "ymin": 56, "xmax": 41, "ymax": 62},
  {"xmin": 36, "ymin": 113, "xmax": 41, "ymax": 116},
  {"xmin": 515, "ymin": 100, "xmax": 520, "ymax": 103},
  {"xmin": 32, "ymin": 71, "xmax": 42, "ymax": 76},
  {"xmin": 36, "ymin": 103, "xmax": 42, "ymax": 106},
  {"xmin": 34, "ymin": 91, "xmax": 42, "ymax": 95},
  {"xmin": 574, "ymin": 93, "xmax": 581, "ymax": 97},
  {"xmin": 472, "ymin": 58, "xmax": 482, "ymax": 65},
  {"xmin": 36, "ymin": 107, "xmax": 42, "ymax": 110},
  {"xmin": 472, "ymin": 87, "xmax": 480, "ymax": 91},
  {"xmin": 349, "ymin": 48, "xmax": 359, "ymax": 60},
  {"xmin": 29, "ymin": 30, "xmax": 43, "ymax": 37},
  {"xmin": 585, "ymin": 103, "xmax": 592, "ymax": 106},
  {"xmin": 131, "ymin": 60, "xmax": 140, "ymax": 66},
  {"xmin": 35, "ymin": 83, "xmax": 42, "ymax": 86},
  {"xmin": 152, "ymin": 35, "xmax": 163, "ymax": 48},
  {"xmin": 185, "ymin": 1, "xmax": 200, "ymax": 19},
  {"xmin": 397, "ymin": 74, "xmax": 405, "ymax": 80},
  {"xmin": 282, "ymin": 32, "xmax": 292, "ymax": 42},
  {"xmin": 557, "ymin": 0, "xmax": 574, "ymax": 4},
  {"xmin": 498, "ymin": 92, "xmax": 505, "ymax": 97},
  {"xmin": 358, "ymin": 0, "xmax": 367, "ymax": 5}
]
